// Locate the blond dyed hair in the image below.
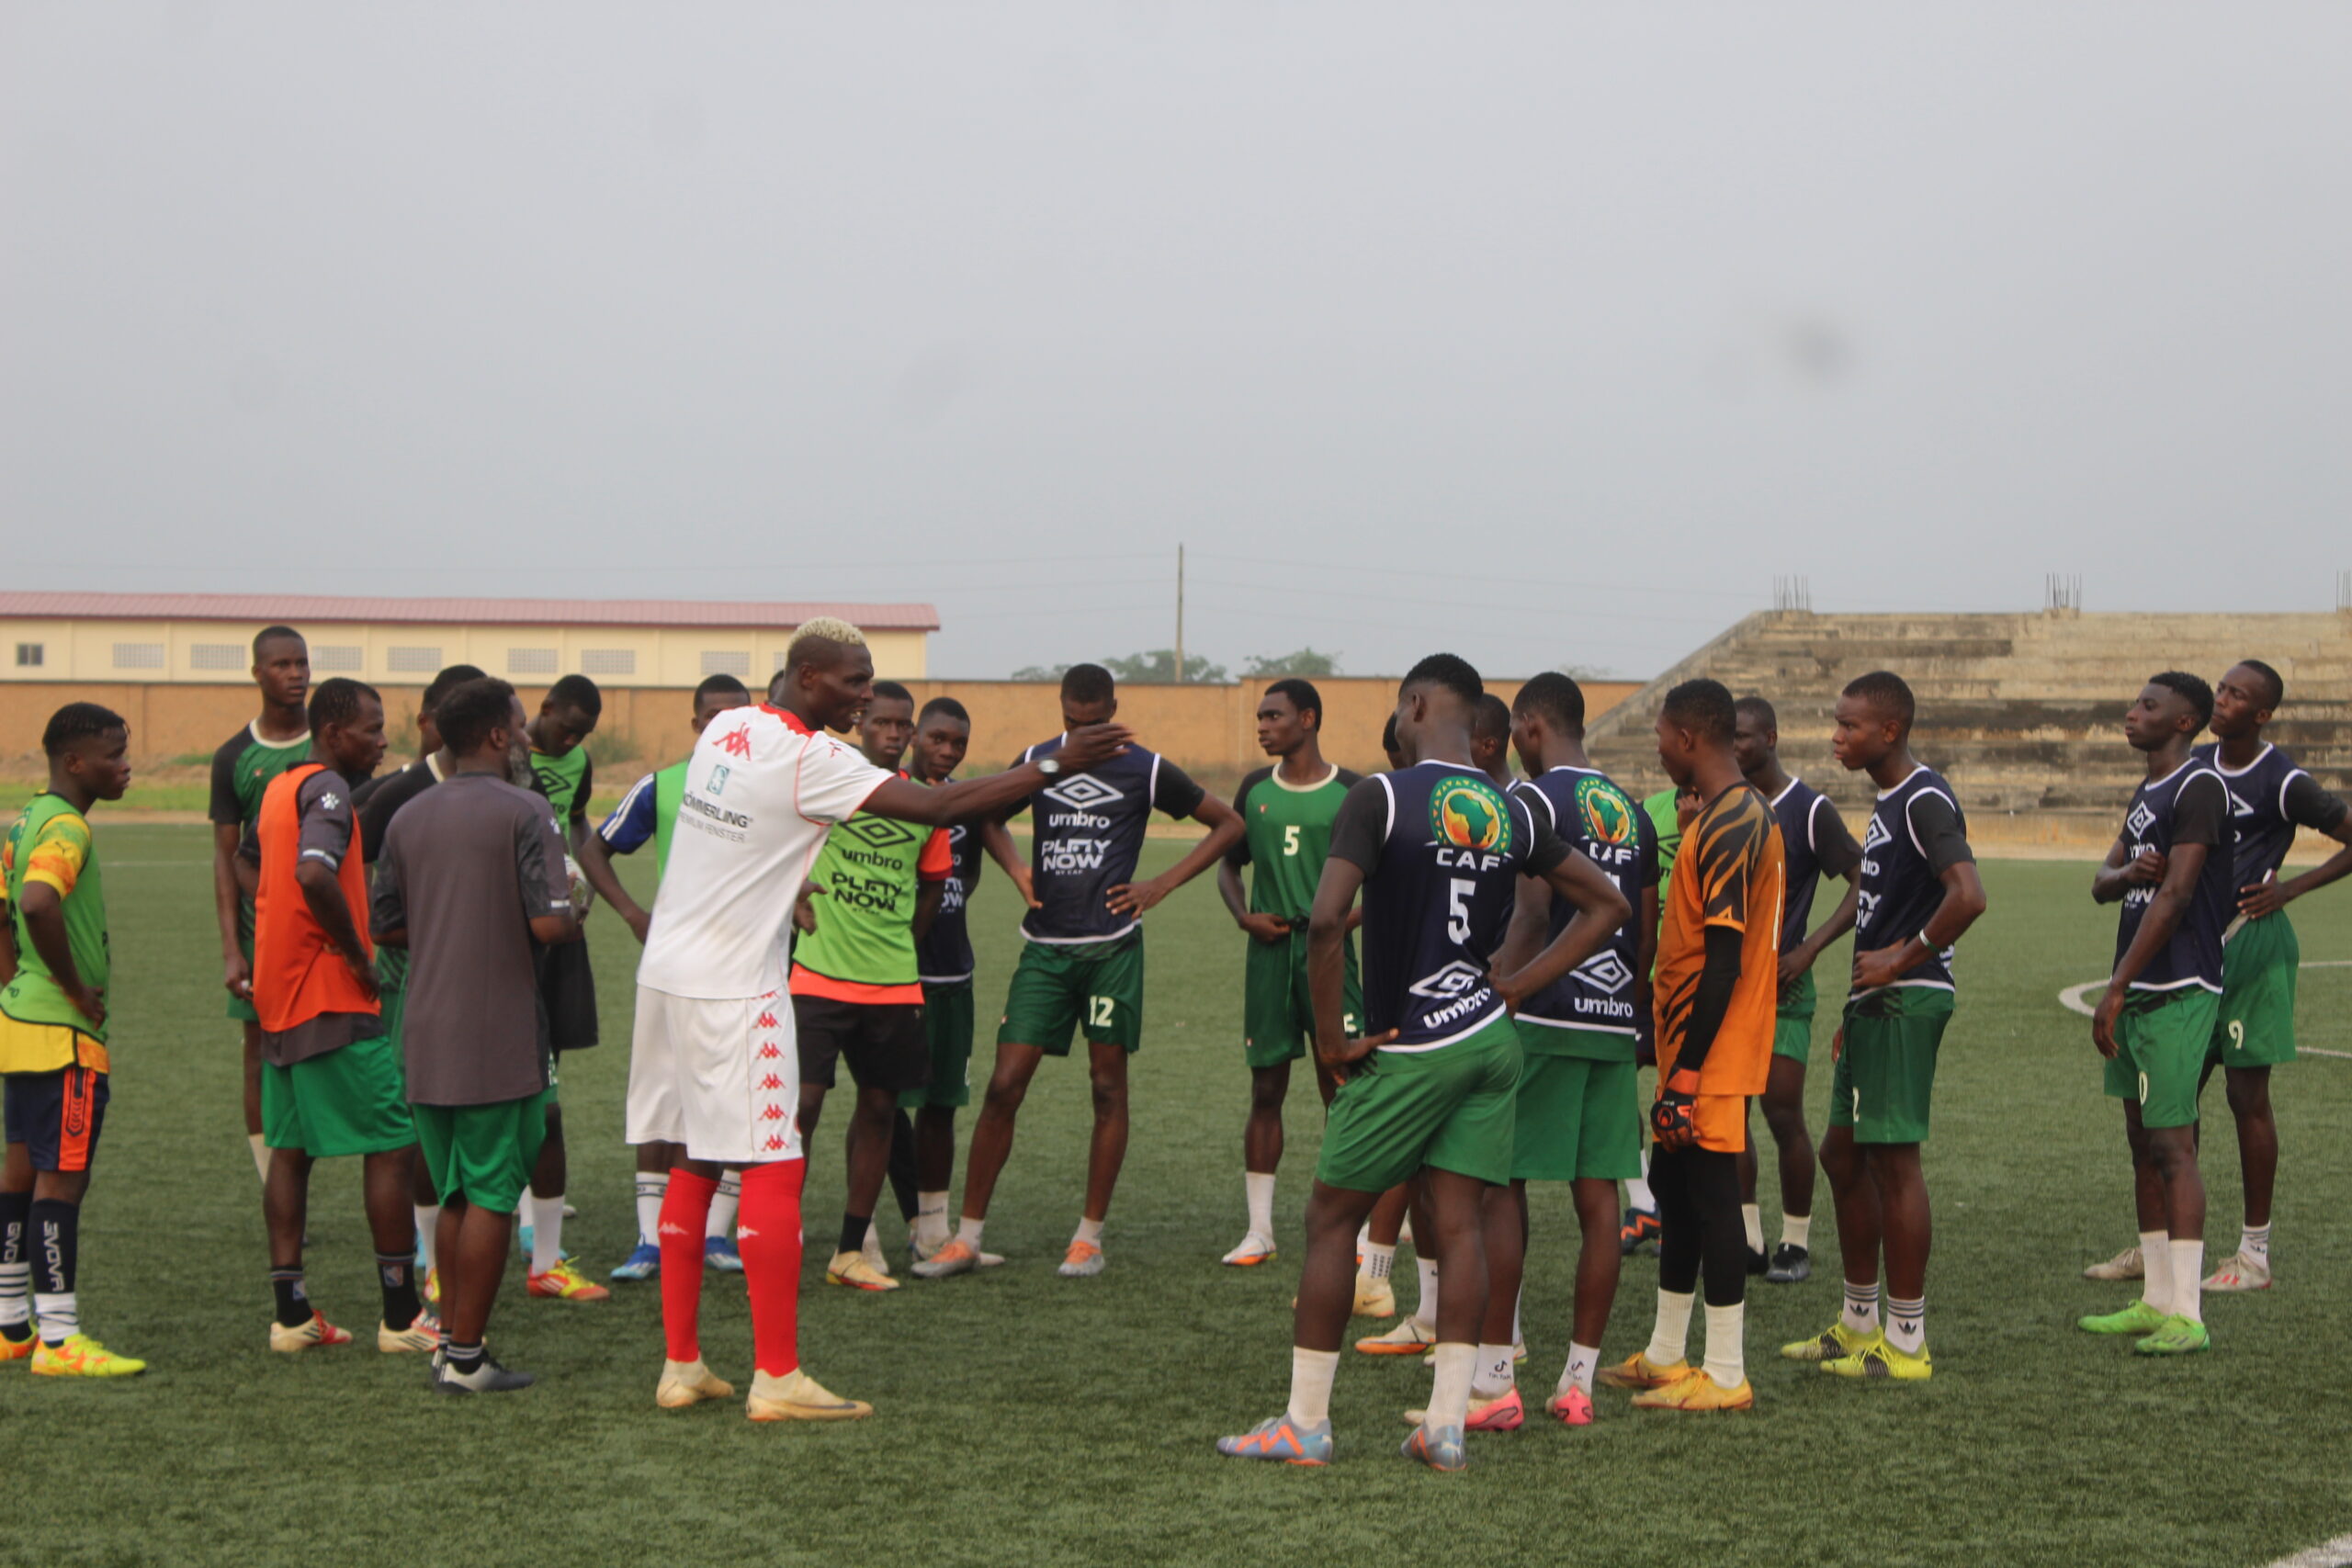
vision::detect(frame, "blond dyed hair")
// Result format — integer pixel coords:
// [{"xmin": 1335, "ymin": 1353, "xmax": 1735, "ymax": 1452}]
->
[{"xmin": 784, "ymin": 616, "xmax": 868, "ymax": 671}]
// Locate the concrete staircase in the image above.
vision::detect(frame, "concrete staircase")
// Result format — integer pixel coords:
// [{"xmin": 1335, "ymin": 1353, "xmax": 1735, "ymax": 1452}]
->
[{"xmin": 1584, "ymin": 610, "xmax": 2352, "ymax": 840}]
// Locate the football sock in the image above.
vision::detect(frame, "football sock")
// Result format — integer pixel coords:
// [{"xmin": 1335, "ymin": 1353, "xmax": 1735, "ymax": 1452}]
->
[
  {"xmin": 1741, "ymin": 1203, "xmax": 1764, "ymax": 1254},
  {"xmin": 915, "ymin": 1192, "xmax": 951, "ymax": 1249},
  {"xmin": 1428, "ymin": 1343, "xmax": 1476, "ymax": 1431},
  {"xmin": 376, "ymin": 1253, "xmax": 420, "ymax": 1328},
  {"xmin": 447, "ymin": 1339, "xmax": 484, "ymax": 1376},
  {"xmin": 270, "ymin": 1269, "xmax": 313, "ymax": 1329},
  {"xmin": 1702, "ymin": 1302, "xmax": 1746, "ymax": 1390},
  {"xmin": 1644, "ymin": 1288, "xmax": 1693, "ymax": 1366},
  {"xmin": 1414, "ymin": 1258, "xmax": 1441, "ymax": 1328},
  {"xmin": 1073, "ymin": 1216, "xmax": 1103, "ymax": 1247},
  {"xmin": 707, "ymin": 1169, "xmax": 741, "ymax": 1239},
  {"xmin": 1886, "ymin": 1295, "xmax": 1926, "ymax": 1355},
  {"xmin": 635, "ymin": 1172, "xmax": 669, "ymax": 1247},
  {"xmin": 862, "ymin": 1220, "xmax": 882, "ymax": 1258},
  {"xmin": 2169, "ymin": 1240, "xmax": 2203, "ymax": 1324},
  {"xmin": 2137, "ymin": 1229, "xmax": 2173, "ymax": 1315},
  {"xmin": 1288, "ymin": 1346, "xmax": 1340, "ymax": 1427},
  {"xmin": 1842, "ymin": 1280, "xmax": 1882, "ymax": 1336},
  {"xmin": 1625, "ymin": 1150, "xmax": 1655, "ymax": 1213},
  {"xmin": 1475, "ymin": 1341, "xmax": 1516, "ymax": 1396},
  {"xmin": 839, "ymin": 1213, "xmax": 870, "ymax": 1258},
  {"xmin": 250, "ymin": 1133, "xmax": 271, "ymax": 1182},
  {"xmin": 28, "ymin": 1200, "xmax": 76, "ymax": 1346},
  {"xmin": 738, "ymin": 1161, "xmax": 808, "ymax": 1378},
  {"xmin": 0, "ymin": 1190, "xmax": 30, "ymax": 1338},
  {"xmin": 887, "ymin": 1111, "xmax": 921, "ymax": 1224},
  {"xmin": 1361, "ymin": 1240, "xmax": 1396, "ymax": 1283},
  {"xmin": 2242, "ymin": 1223, "xmax": 2271, "ymax": 1266},
  {"xmin": 658, "ymin": 1168, "xmax": 718, "ymax": 1363},
  {"xmin": 530, "ymin": 1193, "xmax": 566, "ymax": 1274},
  {"xmin": 1511, "ymin": 1290, "xmax": 1523, "ymax": 1349},
  {"xmin": 1559, "ymin": 1341, "xmax": 1600, "ymax": 1396},
  {"xmin": 956, "ymin": 1216, "xmax": 986, "ymax": 1249},
  {"xmin": 1244, "ymin": 1171, "xmax": 1276, "ymax": 1243},
  {"xmin": 413, "ymin": 1205, "xmax": 440, "ymax": 1271},
  {"xmin": 1781, "ymin": 1212, "xmax": 1812, "ymax": 1250}
]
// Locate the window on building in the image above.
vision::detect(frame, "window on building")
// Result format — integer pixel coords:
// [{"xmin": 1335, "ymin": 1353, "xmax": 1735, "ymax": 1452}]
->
[
  {"xmin": 190, "ymin": 643, "xmax": 244, "ymax": 671},
  {"xmin": 508, "ymin": 649, "xmax": 560, "ymax": 676},
  {"xmin": 14, "ymin": 643, "xmax": 42, "ymax": 669},
  {"xmin": 701, "ymin": 650, "xmax": 752, "ymax": 679},
  {"xmin": 580, "ymin": 649, "xmax": 635, "ymax": 677},
  {"xmin": 112, "ymin": 643, "xmax": 165, "ymax": 671},
  {"xmin": 314, "ymin": 646, "xmax": 364, "ymax": 672},
  {"xmin": 386, "ymin": 646, "xmax": 442, "ymax": 672}
]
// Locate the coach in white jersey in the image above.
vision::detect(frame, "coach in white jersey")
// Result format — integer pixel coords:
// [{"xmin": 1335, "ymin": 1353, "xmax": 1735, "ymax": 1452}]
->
[{"xmin": 629, "ymin": 619, "xmax": 1131, "ymax": 1423}]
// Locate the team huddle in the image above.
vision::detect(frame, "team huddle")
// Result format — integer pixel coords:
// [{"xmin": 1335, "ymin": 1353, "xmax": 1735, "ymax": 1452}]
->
[{"xmin": 1, "ymin": 626, "xmax": 2345, "ymax": 1465}]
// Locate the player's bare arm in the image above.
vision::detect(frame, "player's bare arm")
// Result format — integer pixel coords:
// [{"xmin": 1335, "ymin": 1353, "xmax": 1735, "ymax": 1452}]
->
[
  {"xmin": 1106, "ymin": 790, "xmax": 1245, "ymax": 917},
  {"xmin": 574, "ymin": 829, "xmax": 650, "ymax": 942},
  {"xmin": 2091, "ymin": 840, "xmax": 2210, "ymax": 1058},
  {"xmin": 213, "ymin": 822, "xmax": 250, "ymax": 998},
  {"xmin": 979, "ymin": 818, "xmax": 1037, "ymax": 908},
  {"xmin": 1490, "ymin": 850, "xmax": 1628, "ymax": 1009},
  {"xmin": 1218, "ymin": 856, "xmax": 1289, "ymax": 944},
  {"xmin": 911, "ymin": 877, "xmax": 945, "ymax": 943},
  {"xmin": 1306, "ymin": 855, "xmax": 1391, "ymax": 1070},
  {"xmin": 858, "ymin": 722, "xmax": 1133, "ymax": 828},
  {"xmin": 1782, "ymin": 866, "xmax": 1860, "ymax": 987},
  {"xmin": 2237, "ymin": 813, "xmax": 2352, "ymax": 918},
  {"xmin": 294, "ymin": 855, "xmax": 379, "ymax": 1003},
  {"xmin": 1851, "ymin": 859, "xmax": 1987, "ymax": 993},
  {"xmin": 1492, "ymin": 870, "xmax": 1547, "ymax": 976},
  {"xmin": 2091, "ymin": 836, "xmax": 2167, "ymax": 904}
]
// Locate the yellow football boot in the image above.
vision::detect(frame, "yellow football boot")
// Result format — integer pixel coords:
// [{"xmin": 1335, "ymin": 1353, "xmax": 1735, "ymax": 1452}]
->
[{"xmin": 31, "ymin": 1333, "xmax": 147, "ymax": 1377}]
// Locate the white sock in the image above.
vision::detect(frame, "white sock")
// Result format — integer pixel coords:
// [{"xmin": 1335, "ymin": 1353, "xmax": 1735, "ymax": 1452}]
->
[
  {"xmin": 34, "ymin": 1291, "xmax": 77, "ymax": 1346},
  {"xmin": 1474, "ymin": 1340, "xmax": 1516, "ymax": 1396},
  {"xmin": 956, "ymin": 1216, "xmax": 986, "ymax": 1248},
  {"xmin": 531, "ymin": 1193, "xmax": 565, "ymax": 1274},
  {"xmin": 863, "ymin": 1220, "xmax": 882, "ymax": 1258},
  {"xmin": 249, "ymin": 1133, "xmax": 270, "ymax": 1182},
  {"xmin": 1428, "ymin": 1343, "xmax": 1476, "ymax": 1430},
  {"xmin": 2241, "ymin": 1223, "xmax": 2271, "ymax": 1266},
  {"xmin": 707, "ymin": 1170, "xmax": 741, "ymax": 1238},
  {"xmin": 1781, "ymin": 1213, "xmax": 1812, "ymax": 1250},
  {"xmin": 2137, "ymin": 1229, "xmax": 2172, "ymax": 1314},
  {"xmin": 1624, "ymin": 1166, "xmax": 1655, "ymax": 1214},
  {"xmin": 1644, "ymin": 1288, "xmax": 1694, "ymax": 1366},
  {"xmin": 1510, "ymin": 1289, "xmax": 1522, "ymax": 1348},
  {"xmin": 634, "ymin": 1171, "xmax": 669, "ymax": 1246},
  {"xmin": 1741, "ymin": 1203, "xmax": 1764, "ymax": 1254},
  {"xmin": 1702, "ymin": 1301, "xmax": 1746, "ymax": 1390},
  {"xmin": 1073, "ymin": 1216, "xmax": 1103, "ymax": 1247},
  {"xmin": 0, "ymin": 1265, "xmax": 28, "ymax": 1330},
  {"xmin": 916, "ymin": 1191, "xmax": 951, "ymax": 1247},
  {"xmin": 1244, "ymin": 1171, "xmax": 1276, "ymax": 1242},
  {"xmin": 413, "ymin": 1205, "xmax": 440, "ymax": 1271},
  {"xmin": 1413, "ymin": 1258, "xmax": 1441, "ymax": 1328},
  {"xmin": 1360, "ymin": 1240, "xmax": 1396, "ymax": 1283},
  {"xmin": 1886, "ymin": 1295, "xmax": 1926, "ymax": 1355},
  {"xmin": 1287, "ymin": 1346, "xmax": 1340, "ymax": 1427},
  {"xmin": 2170, "ymin": 1239, "xmax": 2203, "ymax": 1324},
  {"xmin": 1842, "ymin": 1280, "xmax": 1880, "ymax": 1336},
  {"xmin": 1559, "ymin": 1341, "xmax": 1600, "ymax": 1396}
]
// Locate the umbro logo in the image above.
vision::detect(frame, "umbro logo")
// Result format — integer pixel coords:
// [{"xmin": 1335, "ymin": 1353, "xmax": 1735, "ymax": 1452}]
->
[
  {"xmin": 1572, "ymin": 952, "xmax": 1635, "ymax": 995},
  {"xmin": 2229, "ymin": 789, "xmax": 2256, "ymax": 818},
  {"xmin": 837, "ymin": 816, "xmax": 919, "ymax": 852},
  {"xmin": 1042, "ymin": 774, "xmax": 1123, "ymax": 812},
  {"xmin": 2126, "ymin": 802, "xmax": 2156, "ymax": 840},
  {"xmin": 321, "ymin": 792, "xmax": 341, "ymax": 810},
  {"xmin": 1861, "ymin": 816, "xmax": 1892, "ymax": 853},
  {"xmin": 1408, "ymin": 961, "xmax": 1487, "ymax": 1000}
]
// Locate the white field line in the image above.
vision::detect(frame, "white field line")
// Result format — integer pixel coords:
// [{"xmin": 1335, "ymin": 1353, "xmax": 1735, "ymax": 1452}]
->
[
  {"xmin": 2265, "ymin": 1533, "xmax": 2352, "ymax": 1568},
  {"xmin": 2057, "ymin": 963, "xmax": 2352, "ymax": 1060}
]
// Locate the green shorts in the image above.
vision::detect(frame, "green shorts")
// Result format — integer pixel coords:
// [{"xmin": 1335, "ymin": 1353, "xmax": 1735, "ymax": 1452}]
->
[
  {"xmin": 2209, "ymin": 912, "xmax": 2298, "ymax": 1069},
  {"xmin": 1243, "ymin": 931, "xmax": 1362, "ymax": 1070},
  {"xmin": 2105, "ymin": 987, "xmax": 2219, "ymax": 1130},
  {"xmin": 260, "ymin": 1035, "xmax": 414, "ymax": 1157},
  {"xmin": 1829, "ymin": 986, "xmax": 1953, "ymax": 1145},
  {"xmin": 1316, "ymin": 1014, "xmax": 1522, "ymax": 1192},
  {"xmin": 1510, "ymin": 1043, "xmax": 1641, "ymax": 1182},
  {"xmin": 228, "ymin": 923, "xmax": 258, "ymax": 1023},
  {"xmin": 902, "ymin": 981, "xmax": 975, "ymax": 1111},
  {"xmin": 998, "ymin": 934, "xmax": 1144, "ymax": 1055},
  {"xmin": 413, "ymin": 1087, "xmax": 553, "ymax": 1214},
  {"xmin": 1774, "ymin": 968, "xmax": 1817, "ymax": 1064}
]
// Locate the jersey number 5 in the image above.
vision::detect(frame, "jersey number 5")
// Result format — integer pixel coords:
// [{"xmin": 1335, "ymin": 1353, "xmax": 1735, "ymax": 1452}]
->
[
  {"xmin": 1283, "ymin": 824, "xmax": 1300, "ymax": 857},
  {"xmin": 1446, "ymin": 878, "xmax": 1475, "ymax": 944}
]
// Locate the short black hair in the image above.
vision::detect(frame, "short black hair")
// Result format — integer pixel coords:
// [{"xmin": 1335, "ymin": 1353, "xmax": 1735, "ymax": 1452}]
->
[
  {"xmin": 1660, "ymin": 678, "xmax": 1736, "ymax": 744},
  {"xmin": 693, "ymin": 672, "xmax": 750, "ymax": 705},
  {"xmin": 1473, "ymin": 693, "xmax": 1513, "ymax": 747},
  {"xmin": 2149, "ymin": 670, "xmax": 2214, "ymax": 730},
  {"xmin": 1735, "ymin": 694, "xmax": 1778, "ymax": 730},
  {"xmin": 422, "ymin": 663, "xmax": 489, "ymax": 712},
  {"xmin": 548, "ymin": 673, "xmax": 603, "ymax": 718},
  {"xmin": 1381, "ymin": 713, "xmax": 1399, "ymax": 754},
  {"xmin": 1264, "ymin": 678, "xmax": 1325, "ymax": 731},
  {"xmin": 307, "ymin": 678, "xmax": 380, "ymax": 736},
  {"xmin": 43, "ymin": 702, "xmax": 126, "ymax": 759},
  {"xmin": 919, "ymin": 695, "xmax": 971, "ymax": 728},
  {"xmin": 437, "ymin": 677, "xmax": 520, "ymax": 758},
  {"xmin": 1401, "ymin": 652, "xmax": 1482, "ymax": 708},
  {"xmin": 1842, "ymin": 670, "xmax": 1916, "ymax": 732},
  {"xmin": 2237, "ymin": 659, "xmax": 2285, "ymax": 711},
  {"xmin": 1512, "ymin": 671, "xmax": 1586, "ymax": 735},
  {"xmin": 870, "ymin": 680, "xmax": 914, "ymax": 708},
  {"xmin": 1062, "ymin": 663, "xmax": 1115, "ymax": 706},
  {"xmin": 253, "ymin": 625, "xmax": 304, "ymax": 659}
]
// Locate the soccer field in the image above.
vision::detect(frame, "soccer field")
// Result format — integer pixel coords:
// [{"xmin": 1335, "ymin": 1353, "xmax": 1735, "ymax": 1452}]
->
[{"xmin": 11, "ymin": 829, "xmax": 2352, "ymax": 1568}]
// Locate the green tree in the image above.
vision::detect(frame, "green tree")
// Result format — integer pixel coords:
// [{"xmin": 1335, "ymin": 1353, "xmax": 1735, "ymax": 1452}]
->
[
  {"xmin": 1242, "ymin": 647, "xmax": 1341, "ymax": 678},
  {"xmin": 1102, "ymin": 649, "xmax": 1228, "ymax": 684},
  {"xmin": 1010, "ymin": 663, "xmax": 1069, "ymax": 683}
]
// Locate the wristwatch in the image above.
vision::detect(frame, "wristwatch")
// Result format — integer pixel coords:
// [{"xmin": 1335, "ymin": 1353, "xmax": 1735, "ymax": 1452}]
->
[{"xmin": 1036, "ymin": 757, "xmax": 1064, "ymax": 778}]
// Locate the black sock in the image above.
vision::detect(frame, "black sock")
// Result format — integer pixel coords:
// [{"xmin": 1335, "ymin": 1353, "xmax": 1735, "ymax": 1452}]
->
[
  {"xmin": 447, "ymin": 1340, "xmax": 484, "ymax": 1374},
  {"xmin": 0, "ymin": 1189, "xmax": 30, "ymax": 1342},
  {"xmin": 840, "ymin": 1213, "xmax": 870, "ymax": 1258},
  {"xmin": 887, "ymin": 1111, "xmax": 921, "ymax": 1223},
  {"xmin": 270, "ymin": 1269, "xmax": 313, "ymax": 1328},
  {"xmin": 28, "ymin": 1198, "xmax": 76, "ymax": 1298},
  {"xmin": 377, "ymin": 1253, "xmax": 421, "ymax": 1328}
]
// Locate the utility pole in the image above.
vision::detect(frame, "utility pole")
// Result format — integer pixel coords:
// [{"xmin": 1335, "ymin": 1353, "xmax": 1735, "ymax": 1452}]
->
[{"xmin": 1174, "ymin": 542, "xmax": 1186, "ymax": 684}]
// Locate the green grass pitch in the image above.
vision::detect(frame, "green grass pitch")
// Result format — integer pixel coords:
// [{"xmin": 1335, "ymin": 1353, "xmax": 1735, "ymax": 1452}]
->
[{"xmin": 10, "ymin": 828, "xmax": 2352, "ymax": 1568}]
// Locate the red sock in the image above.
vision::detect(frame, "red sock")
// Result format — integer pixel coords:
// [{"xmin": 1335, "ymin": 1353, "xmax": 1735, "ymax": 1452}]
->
[
  {"xmin": 658, "ymin": 1168, "xmax": 717, "ymax": 1364},
  {"xmin": 738, "ymin": 1159, "xmax": 807, "ymax": 1378}
]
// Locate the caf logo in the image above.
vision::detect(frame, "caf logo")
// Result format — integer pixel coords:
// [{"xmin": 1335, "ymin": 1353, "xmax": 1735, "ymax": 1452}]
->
[
  {"xmin": 1430, "ymin": 777, "xmax": 1510, "ymax": 855},
  {"xmin": 1575, "ymin": 776, "xmax": 1636, "ymax": 847}
]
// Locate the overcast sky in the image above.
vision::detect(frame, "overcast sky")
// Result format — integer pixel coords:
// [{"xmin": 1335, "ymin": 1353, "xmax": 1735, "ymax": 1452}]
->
[{"xmin": 5, "ymin": 5, "xmax": 2347, "ymax": 680}]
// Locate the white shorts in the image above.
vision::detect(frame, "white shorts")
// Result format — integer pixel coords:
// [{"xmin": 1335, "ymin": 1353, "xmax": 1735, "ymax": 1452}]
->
[{"xmin": 627, "ymin": 986, "xmax": 803, "ymax": 1166}]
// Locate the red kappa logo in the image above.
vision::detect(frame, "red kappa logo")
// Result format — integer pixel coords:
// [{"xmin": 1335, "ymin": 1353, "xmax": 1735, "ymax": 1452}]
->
[
  {"xmin": 719, "ymin": 724, "xmax": 752, "ymax": 759},
  {"xmin": 757, "ymin": 1043, "xmax": 782, "ymax": 1060},
  {"xmin": 756, "ymin": 1011, "xmax": 778, "ymax": 1029}
]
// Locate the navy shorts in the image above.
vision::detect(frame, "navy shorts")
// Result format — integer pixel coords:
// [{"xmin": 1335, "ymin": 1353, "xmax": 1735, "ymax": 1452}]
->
[{"xmin": 3, "ymin": 1066, "xmax": 109, "ymax": 1173}]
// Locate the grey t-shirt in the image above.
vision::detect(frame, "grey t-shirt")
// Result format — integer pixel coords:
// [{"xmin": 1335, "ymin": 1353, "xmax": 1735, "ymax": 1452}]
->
[{"xmin": 369, "ymin": 772, "xmax": 572, "ymax": 1106}]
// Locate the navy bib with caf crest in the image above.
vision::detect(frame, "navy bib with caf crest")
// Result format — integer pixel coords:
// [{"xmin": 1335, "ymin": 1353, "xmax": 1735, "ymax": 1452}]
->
[
  {"xmin": 1514, "ymin": 767, "xmax": 1654, "ymax": 1034},
  {"xmin": 1854, "ymin": 764, "xmax": 1966, "ymax": 993}
]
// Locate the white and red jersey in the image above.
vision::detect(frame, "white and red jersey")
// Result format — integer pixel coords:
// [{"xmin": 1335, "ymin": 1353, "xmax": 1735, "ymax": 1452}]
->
[{"xmin": 638, "ymin": 705, "xmax": 894, "ymax": 1001}]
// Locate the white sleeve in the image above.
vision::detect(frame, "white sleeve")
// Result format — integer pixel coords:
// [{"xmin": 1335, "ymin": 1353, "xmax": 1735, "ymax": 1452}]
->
[{"xmin": 796, "ymin": 738, "xmax": 896, "ymax": 826}]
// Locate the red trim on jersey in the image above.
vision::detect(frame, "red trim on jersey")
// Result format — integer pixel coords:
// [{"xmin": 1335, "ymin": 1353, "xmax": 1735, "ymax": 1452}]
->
[
  {"xmin": 759, "ymin": 704, "xmax": 817, "ymax": 737},
  {"xmin": 786, "ymin": 964, "xmax": 924, "ymax": 1006}
]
